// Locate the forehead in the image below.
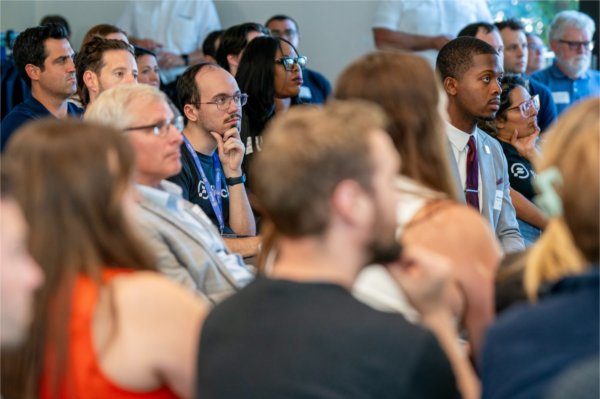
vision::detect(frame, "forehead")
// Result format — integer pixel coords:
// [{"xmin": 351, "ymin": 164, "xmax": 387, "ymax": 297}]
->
[
  {"xmin": 476, "ymin": 29, "xmax": 503, "ymax": 51},
  {"xmin": 509, "ymin": 85, "xmax": 530, "ymax": 101},
  {"xmin": 137, "ymin": 54, "xmax": 157, "ymax": 66},
  {"xmin": 561, "ymin": 26, "xmax": 590, "ymax": 41},
  {"xmin": 196, "ymin": 66, "xmax": 239, "ymax": 96},
  {"xmin": 101, "ymin": 50, "xmax": 135, "ymax": 69},
  {"xmin": 267, "ymin": 19, "xmax": 297, "ymax": 31},
  {"xmin": 466, "ymin": 53, "xmax": 502, "ymax": 75},
  {"xmin": 369, "ymin": 129, "xmax": 399, "ymax": 173},
  {"xmin": 277, "ymin": 41, "xmax": 297, "ymax": 56},
  {"xmin": 500, "ymin": 28, "xmax": 526, "ymax": 43},
  {"xmin": 0, "ymin": 200, "xmax": 26, "ymax": 246},
  {"xmin": 129, "ymin": 97, "xmax": 171, "ymax": 123},
  {"xmin": 246, "ymin": 30, "xmax": 264, "ymax": 43},
  {"xmin": 43, "ymin": 38, "xmax": 73, "ymax": 58}
]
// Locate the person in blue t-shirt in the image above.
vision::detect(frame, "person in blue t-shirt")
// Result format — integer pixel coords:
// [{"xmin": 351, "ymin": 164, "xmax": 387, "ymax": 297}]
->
[
  {"xmin": 531, "ymin": 10, "xmax": 600, "ymax": 115},
  {"xmin": 1, "ymin": 24, "xmax": 83, "ymax": 151}
]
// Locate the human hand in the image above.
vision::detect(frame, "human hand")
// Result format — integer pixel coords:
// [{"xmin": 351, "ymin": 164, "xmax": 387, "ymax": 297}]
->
[
  {"xmin": 136, "ymin": 38, "xmax": 163, "ymax": 51},
  {"xmin": 510, "ymin": 127, "xmax": 540, "ymax": 161},
  {"xmin": 210, "ymin": 128, "xmax": 244, "ymax": 177},
  {"xmin": 158, "ymin": 51, "xmax": 185, "ymax": 69},
  {"xmin": 431, "ymin": 34, "xmax": 454, "ymax": 50}
]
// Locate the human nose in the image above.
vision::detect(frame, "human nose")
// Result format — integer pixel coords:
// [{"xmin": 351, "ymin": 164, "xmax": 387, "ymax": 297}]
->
[{"xmin": 125, "ymin": 73, "xmax": 136, "ymax": 84}]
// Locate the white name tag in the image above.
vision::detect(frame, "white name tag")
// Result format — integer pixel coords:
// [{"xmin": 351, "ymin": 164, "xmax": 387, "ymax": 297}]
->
[
  {"xmin": 484, "ymin": 144, "xmax": 491, "ymax": 154},
  {"xmin": 552, "ymin": 91, "xmax": 570, "ymax": 104},
  {"xmin": 493, "ymin": 189, "xmax": 503, "ymax": 211},
  {"xmin": 299, "ymin": 85, "xmax": 312, "ymax": 100}
]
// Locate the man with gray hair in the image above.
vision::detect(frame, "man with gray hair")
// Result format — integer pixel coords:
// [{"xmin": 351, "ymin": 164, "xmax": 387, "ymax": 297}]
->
[
  {"xmin": 85, "ymin": 84, "xmax": 253, "ymax": 304},
  {"xmin": 531, "ymin": 10, "xmax": 599, "ymax": 114}
]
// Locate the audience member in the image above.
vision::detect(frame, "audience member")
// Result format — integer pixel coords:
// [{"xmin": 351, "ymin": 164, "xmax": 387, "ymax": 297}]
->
[
  {"xmin": 0, "ymin": 119, "xmax": 206, "ymax": 398},
  {"xmin": 196, "ymin": 101, "xmax": 462, "ymax": 398},
  {"xmin": 39, "ymin": 15, "xmax": 70, "ymax": 41},
  {"xmin": 76, "ymin": 36, "xmax": 137, "ymax": 107},
  {"xmin": 480, "ymin": 75, "xmax": 547, "ymax": 246},
  {"xmin": 266, "ymin": 14, "xmax": 331, "ymax": 104},
  {"xmin": 458, "ymin": 22, "xmax": 504, "ymax": 55},
  {"xmin": 171, "ymin": 63, "xmax": 259, "ymax": 257},
  {"xmin": 215, "ymin": 22, "xmax": 268, "ymax": 76},
  {"xmin": 481, "ymin": 97, "xmax": 599, "ymax": 399},
  {"xmin": 236, "ymin": 36, "xmax": 304, "ymax": 184},
  {"xmin": 1, "ymin": 24, "xmax": 82, "ymax": 151},
  {"xmin": 0, "ymin": 171, "xmax": 43, "ymax": 348},
  {"xmin": 526, "ymin": 33, "xmax": 547, "ymax": 76},
  {"xmin": 532, "ymin": 10, "xmax": 600, "ymax": 114},
  {"xmin": 85, "ymin": 84, "xmax": 253, "ymax": 303},
  {"xmin": 202, "ymin": 29, "xmax": 223, "ymax": 63},
  {"xmin": 336, "ymin": 51, "xmax": 501, "ymax": 361},
  {"xmin": 437, "ymin": 37, "xmax": 525, "ymax": 253},
  {"xmin": 495, "ymin": 19, "xmax": 557, "ymax": 132},
  {"xmin": 81, "ymin": 23, "xmax": 129, "ymax": 46},
  {"xmin": 372, "ymin": 0, "xmax": 491, "ymax": 66},
  {"xmin": 118, "ymin": 0, "xmax": 221, "ymax": 100}
]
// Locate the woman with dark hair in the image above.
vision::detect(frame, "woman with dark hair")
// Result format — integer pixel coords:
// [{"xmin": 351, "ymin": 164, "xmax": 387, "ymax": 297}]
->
[
  {"xmin": 202, "ymin": 29, "xmax": 223, "ymax": 63},
  {"xmin": 236, "ymin": 36, "xmax": 304, "ymax": 183},
  {"xmin": 480, "ymin": 75, "xmax": 546, "ymax": 246},
  {"xmin": 0, "ymin": 120, "xmax": 206, "ymax": 398}
]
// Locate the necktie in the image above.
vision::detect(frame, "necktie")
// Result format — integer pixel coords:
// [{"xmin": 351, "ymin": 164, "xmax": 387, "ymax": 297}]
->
[{"xmin": 466, "ymin": 136, "xmax": 479, "ymax": 211}]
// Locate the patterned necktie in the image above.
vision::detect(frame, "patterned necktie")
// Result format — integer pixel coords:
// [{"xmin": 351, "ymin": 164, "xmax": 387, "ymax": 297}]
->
[{"xmin": 466, "ymin": 136, "xmax": 479, "ymax": 211}]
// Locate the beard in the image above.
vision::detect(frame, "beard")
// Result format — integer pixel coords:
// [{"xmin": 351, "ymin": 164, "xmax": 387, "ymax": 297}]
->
[
  {"xmin": 560, "ymin": 54, "xmax": 590, "ymax": 78},
  {"xmin": 364, "ymin": 205, "xmax": 403, "ymax": 265}
]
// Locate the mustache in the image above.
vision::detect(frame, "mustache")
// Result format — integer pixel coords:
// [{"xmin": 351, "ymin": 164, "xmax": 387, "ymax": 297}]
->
[{"xmin": 225, "ymin": 114, "xmax": 242, "ymax": 123}]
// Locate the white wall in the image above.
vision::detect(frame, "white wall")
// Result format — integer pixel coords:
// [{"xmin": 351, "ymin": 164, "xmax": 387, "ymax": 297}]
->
[{"xmin": 0, "ymin": 0, "xmax": 378, "ymax": 84}]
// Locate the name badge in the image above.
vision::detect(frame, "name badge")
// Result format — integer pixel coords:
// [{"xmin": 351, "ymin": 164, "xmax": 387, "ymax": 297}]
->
[
  {"xmin": 552, "ymin": 91, "xmax": 570, "ymax": 104},
  {"xmin": 299, "ymin": 85, "xmax": 312, "ymax": 100},
  {"xmin": 493, "ymin": 189, "xmax": 503, "ymax": 211},
  {"xmin": 484, "ymin": 144, "xmax": 491, "ymax": 154}
]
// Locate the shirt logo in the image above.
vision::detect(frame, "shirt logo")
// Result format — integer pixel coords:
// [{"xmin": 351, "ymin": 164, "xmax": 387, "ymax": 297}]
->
[{"xmin": 510, "ymin": 163, "xmax": 531, "ymax": 179}]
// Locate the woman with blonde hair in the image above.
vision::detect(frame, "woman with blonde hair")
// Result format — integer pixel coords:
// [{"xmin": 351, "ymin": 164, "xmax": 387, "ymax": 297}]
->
[
  {"xmin": 481, "ymin": 97, "xmax": 599, "ymax": 399},
  {"xmin": 1, "ymin": 120, "xmax": 206, "ymax": 398}
]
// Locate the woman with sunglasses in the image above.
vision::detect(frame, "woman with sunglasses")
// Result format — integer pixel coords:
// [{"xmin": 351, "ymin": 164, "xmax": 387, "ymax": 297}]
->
[
  {"xmin": 235, "ymin": 36, "xmax": 305, "ymax": 186},
  {"xmin": 481, "ymin": 75, "xmax": 546, "ymax": 246}
]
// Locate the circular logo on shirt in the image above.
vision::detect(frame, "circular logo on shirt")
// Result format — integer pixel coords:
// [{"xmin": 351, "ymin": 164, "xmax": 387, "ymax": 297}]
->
[{"xmin": 510, "ymin": 163, "xmax": 530, "ymax": 179}]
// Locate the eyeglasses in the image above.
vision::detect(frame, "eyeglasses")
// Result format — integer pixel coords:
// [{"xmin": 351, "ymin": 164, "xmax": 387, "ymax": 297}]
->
[
  {"xmin": 125, "ymin": 116, "xmax": 184, "ymax": 137},
  {"xmin": 274, "ymin": 56, "xmax": 307, "ymax": 71},
  {"xmin": 558, "ymin": 40, "xmax": 594, "ymax": 51},
  {"xmin": 270, "ymin": 28, "xmax": 298, "ymax": 38},
  {"xmin": 199, "ymin": 93, "xmax": 248, "ymax": 111},
  {"xmin": 507, "ymin": 94, "xmax": 540, "ymax": 118}
]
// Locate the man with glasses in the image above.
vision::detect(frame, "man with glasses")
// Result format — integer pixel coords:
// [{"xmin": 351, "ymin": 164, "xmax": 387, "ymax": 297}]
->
[
  {"xmin": 532, "ymin": 10, "xmax": 599, "ymax": 115},
  {"xmin": 170, "ymin": 63, "xmax": 259, "ymax": 258},
  {"xmin": 85, "ymin": 84, "xmax": 254, "ymax": 304},
  {"xmin": 266, "ymin": 14, "xmax": 331, "ymax": 104},
  {"xmin": 495, "ymin": 19, "xmax": 557, "ymax": 132}
]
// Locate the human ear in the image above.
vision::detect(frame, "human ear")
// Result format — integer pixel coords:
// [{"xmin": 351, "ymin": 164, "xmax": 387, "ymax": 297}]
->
[
  {"xmin": 25, "ymin": 64, "xmax": 41, "ymax": 82},
  {"xmin": 183, "ymin": 104, "xmax": 199, "ymax": 122},
  {"xmin": 443, "ymin": 77, "xmax": 458, "ymax": 96}
]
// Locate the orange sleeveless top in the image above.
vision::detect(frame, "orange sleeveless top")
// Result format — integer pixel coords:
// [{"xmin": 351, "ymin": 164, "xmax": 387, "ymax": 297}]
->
[{"xmin": 40, "ymin": 269, "xmax": 179, "ymax": 399}]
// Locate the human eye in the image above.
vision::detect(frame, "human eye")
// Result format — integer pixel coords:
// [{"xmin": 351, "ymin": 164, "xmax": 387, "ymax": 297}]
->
[
  {"xmin": 115, "ymin": 70, "xmax": 124, "ymax": 78},
  {"xmin": 482, "ymin": 75, "xmax": 491, "ymax": 83},
  {"xmin": 213, "ymin": 95, "xmax": 227, "ymax": 106}
]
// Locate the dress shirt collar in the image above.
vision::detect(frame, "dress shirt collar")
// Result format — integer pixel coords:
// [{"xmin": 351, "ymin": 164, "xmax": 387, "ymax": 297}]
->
[
  {"xmin": 446, "ymin": 121, "xmax": 476, "ymax": 152},
  {"xmin": 136, "ymin": 180, "xmax": 184, "ymax": 212}
]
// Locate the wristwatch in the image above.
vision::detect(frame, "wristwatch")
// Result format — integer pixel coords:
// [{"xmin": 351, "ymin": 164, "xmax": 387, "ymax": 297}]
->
[
  {"xmin": 226, "ymin": 174, "xmax": 246, "ymax": 186},
  {"xmin": 182, "ymin": 53, "xmax": 190, "ymax": 66}
]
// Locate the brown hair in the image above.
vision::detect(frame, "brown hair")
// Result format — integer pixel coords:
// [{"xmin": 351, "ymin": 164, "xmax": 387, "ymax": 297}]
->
[
  {"xmin": 81, "ymin": 23, "xmax": 127, "ymax": 47},
  {"xmin": 335, "ymin": 51, "xmax": 458, "ymax": 199},
  {"xmin": 0, "ymin": 119, "xmax": 155, "ymax": 398},
  {"xmin": 251, "ymin": 100, "xmax": 387, "ymax": 237},
  {"xmin": 525, "ymin": 97, "xmax": 599, "ymax": 300}
]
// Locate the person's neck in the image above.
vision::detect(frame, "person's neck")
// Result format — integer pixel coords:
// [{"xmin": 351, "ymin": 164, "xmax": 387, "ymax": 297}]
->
[
  {"xmin": 183, "ymin": 124, "xmax": 216, "ymax": 156},
  {"xmin": 136, "ymin": 176, "xmax": 163, "ymax": 189},
  {"xmin": 495, "ymin": 129, "xmax": 512, "ymax": 144},
  {"xmin": 270, "ymin": 234, "xmax": 366, "ymax": 289},
  {"xmin": 274, "ymin": 97, "xmax": 291, "ymax": 113},
  {"xmin": 31, "ymin": 86, "xmax": 70, "ymax": 117},
  {"xmin": 447, "ymin": 102, "xmax": 476, "ymax": 134}
]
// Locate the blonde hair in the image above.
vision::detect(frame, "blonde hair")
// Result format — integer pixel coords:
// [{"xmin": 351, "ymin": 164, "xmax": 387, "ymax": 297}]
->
[{"xmin": 525, "ymin": 98, "xmax": 599, "ymax": 300}]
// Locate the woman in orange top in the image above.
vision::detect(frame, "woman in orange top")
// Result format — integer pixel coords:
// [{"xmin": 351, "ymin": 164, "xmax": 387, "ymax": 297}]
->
[{"xmin": 1, "ymin": 120, "xmax": 207, "ymax": 398}]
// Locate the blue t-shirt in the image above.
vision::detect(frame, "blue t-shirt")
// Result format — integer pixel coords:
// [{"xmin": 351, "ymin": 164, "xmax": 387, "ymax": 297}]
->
[
  {"xmin": 1, "ymin": 97, "xmax": 84, "ymax": 151},
  {"xmin": 531, "ymin": 62, "xmax": 600, "ymax": 115}
]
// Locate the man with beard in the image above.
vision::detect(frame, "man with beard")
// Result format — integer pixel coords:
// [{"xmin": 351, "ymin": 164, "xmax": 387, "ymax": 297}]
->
[
  {"xmin": 532, "ymin": 10, "xmax": 599, "ymax": 115},
  {"xmin": 1, "ymin": 24, "xmax": 82, "ymax": 151},
  {"xmin": 170, "ymin": 63, "xmax": 259, "ymax": 258},
  {"xmin": 196, "ymin": 101, "xmax": 464, "ymax": 399},
  {"xmin": 437, "ymin": 37, "xmax": 524, "ymax": 253}
]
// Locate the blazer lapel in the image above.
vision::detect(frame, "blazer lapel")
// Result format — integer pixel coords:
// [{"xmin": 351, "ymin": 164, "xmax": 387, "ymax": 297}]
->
[{"xmin": 476, "ymin": 131, "xmax": 497, "ymax": 223}]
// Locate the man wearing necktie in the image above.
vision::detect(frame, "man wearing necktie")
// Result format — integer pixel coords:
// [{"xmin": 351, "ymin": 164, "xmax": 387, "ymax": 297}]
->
[{"xmin": 437, "ymin": 37, "xmax": 525, "ymax": 254}]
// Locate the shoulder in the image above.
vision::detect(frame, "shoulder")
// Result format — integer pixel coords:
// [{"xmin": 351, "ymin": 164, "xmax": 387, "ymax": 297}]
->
[{"xmin": 528, "ymin": 78, "xmax": 552, "ymax": 96}]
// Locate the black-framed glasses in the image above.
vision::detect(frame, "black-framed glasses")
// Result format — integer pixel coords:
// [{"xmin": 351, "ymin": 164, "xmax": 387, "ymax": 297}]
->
[
  {"xmin": 275, "ymin": 56, "xmax": 307, "ymax": 71},
  {"xmin": 125, "ymin": 116, "xmax": 184, "ymax": 137},
  {"xmin": 506, "ymin": 94, "xmax": 540, "ymax": 118},
  {"xmin": 199, "ymin": 93, "xmax": 248, "ymax": 111},
  {"xmin": 270, "ymin": 28, "xmax": 298, "ymax": 38},
  {"xmin": 558, "ymin": 40, "xmax": 594, "ymax": 51}
]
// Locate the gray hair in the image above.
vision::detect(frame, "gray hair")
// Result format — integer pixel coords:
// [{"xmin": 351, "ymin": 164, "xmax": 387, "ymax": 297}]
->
[
  {"xmin": 84, "ymin": 84, "xmax": 168, "ymax": 130},
  {"xmin": 549, "ymin": 10, "xmax": 595, "ymax": 41}
]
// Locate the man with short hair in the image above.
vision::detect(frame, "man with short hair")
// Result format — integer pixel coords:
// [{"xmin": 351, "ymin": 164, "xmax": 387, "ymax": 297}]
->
[
  {"xmin": 215, "ymin": 22, "xmax": 268, "ymax": 76},
  {"xmin": 196, "ymin": 101, "xmax": 465, "ymax": 398},
  {"xmin": 0, "ymin": 172, "xmax": 44, "ymax": 347},
  {"xmin": 458, "ymin": 22, "xmax": 504, "ymax": 56},
  {"xmin": 1, "ymin": 24, "xmax": 82, "ymax": 151},
  {"xmin": 170, "ymin": 63, "xmax": 260, "ymax": 257},
  {"xmin": 437, "ymin": 37, "xmax": 525, "ymax": 253},
  {"xmin": 526, "ymin": 33, "xmax": 547, "ymax": 76},
  {"xmin": 85, "ymin": 84, "xmax": 253, "ymax": 304},
  {"xmin": 76, "ymin": 36, "xmax": 138, "ymax": 107},
  {"xmin": 266, "ymin": 14, "xmax": 331, "ymax": 104},
  {"xmin": 532, "ymin": 10, "xmax": 600, "ymax": 114},
  {"xmin": 495, "ymin": 19, "xmax": 557, "ymax": 131}
]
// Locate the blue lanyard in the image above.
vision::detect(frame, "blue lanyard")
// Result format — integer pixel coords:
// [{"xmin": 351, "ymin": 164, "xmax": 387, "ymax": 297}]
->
[{"xmin": 182, "ymin": 136, "xmax": 225, "ymax": 234}]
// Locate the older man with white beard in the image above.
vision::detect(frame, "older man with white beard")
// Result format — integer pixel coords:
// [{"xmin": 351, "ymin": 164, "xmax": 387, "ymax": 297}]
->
[{"xmin": 532, "ymin": 10, "xmax": 599, "ymax": 115}]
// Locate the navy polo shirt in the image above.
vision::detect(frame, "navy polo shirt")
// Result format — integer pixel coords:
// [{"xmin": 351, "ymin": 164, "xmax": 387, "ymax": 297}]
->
[{"xmin": 1, "ymin": 97, "xmax": 84, "ymax": 151}]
